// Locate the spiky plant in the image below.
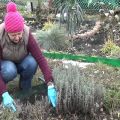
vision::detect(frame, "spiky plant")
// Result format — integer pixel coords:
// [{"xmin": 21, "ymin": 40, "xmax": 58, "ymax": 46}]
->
[
  {"xmin": 53, "ymin": 64, "xmax": 105, "ymax": 114},
  {"xmin": 53, "ymin": 0, "xmax": 84, "ymax": 35},
  {"xmin": 36, "ymin": 25, "xmax": 69, "ymax": 51}
]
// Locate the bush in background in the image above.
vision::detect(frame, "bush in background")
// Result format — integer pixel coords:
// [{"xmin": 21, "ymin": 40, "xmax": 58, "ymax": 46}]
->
[
  {"xmin": 36, "ymin": 23, "xmax": 69, "ymax": 51},
  {"xmin": 101, "ymin": 40, "xmax": 120, "ymax": 58}
]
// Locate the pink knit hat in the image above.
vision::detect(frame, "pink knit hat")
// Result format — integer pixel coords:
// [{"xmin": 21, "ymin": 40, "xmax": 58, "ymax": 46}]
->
[{"xmin": 4, "ymin": 2, "xmax": 24, "ymax": 33}]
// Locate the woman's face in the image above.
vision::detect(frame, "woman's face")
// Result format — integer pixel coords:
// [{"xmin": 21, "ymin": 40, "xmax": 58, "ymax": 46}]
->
[{"xmin": 8, "ymin": 31, "xmax": 23, "ymax": 44}]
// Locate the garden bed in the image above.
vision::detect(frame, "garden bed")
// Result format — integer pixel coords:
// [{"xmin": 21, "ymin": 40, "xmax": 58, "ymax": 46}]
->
[{"xmin": 0, "ymin": 60, "xmax": 120, "ymax": 120}]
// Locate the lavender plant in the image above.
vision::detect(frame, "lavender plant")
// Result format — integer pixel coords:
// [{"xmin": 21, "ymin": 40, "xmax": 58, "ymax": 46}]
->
[{"xmin": 53, "ymin": 64, "xmax": 105, "ymax": 114}]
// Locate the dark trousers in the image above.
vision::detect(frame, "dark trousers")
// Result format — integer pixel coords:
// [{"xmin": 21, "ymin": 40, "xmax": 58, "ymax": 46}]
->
[{"xmin": 1, "ymin": 55, "xmax": 38, "ymax": 91}]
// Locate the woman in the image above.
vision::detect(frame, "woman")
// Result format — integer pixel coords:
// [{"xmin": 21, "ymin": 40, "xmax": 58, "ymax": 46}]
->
[{"xmin": 0, "ymin": 2, "xmax": 57, "ymax": 112}]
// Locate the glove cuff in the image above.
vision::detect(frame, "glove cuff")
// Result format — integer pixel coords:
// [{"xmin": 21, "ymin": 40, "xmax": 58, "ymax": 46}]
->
[
  {"xmin": 48, "ymin": 84, "xmax": 54, "ymax": 89},
  {"xmin": 2, "ymin": 92, "xmax": 9, "ymax": 98}
]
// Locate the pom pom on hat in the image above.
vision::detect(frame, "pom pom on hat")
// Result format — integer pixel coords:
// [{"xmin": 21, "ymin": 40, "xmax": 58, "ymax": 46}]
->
[
  {"xmin": 7, "ymin": 2, "xmax": 17, "ymax": 12},
  {"xmin": 4, "ymin": 2, "xmax": 24, "ymax": 33}
]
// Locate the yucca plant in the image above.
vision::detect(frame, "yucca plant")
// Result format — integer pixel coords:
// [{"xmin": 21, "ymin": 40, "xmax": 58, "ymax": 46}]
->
[
  {"xmin": 53, "ymin": 0, "xmax": 84, "ymax": 35},
  {"xmin": 53, "ymin": 64, "xmax": 105, "ymax": 115},
  {"xmin": 36, "ymin": 24, "xmax": 69, "ymax": 51}
]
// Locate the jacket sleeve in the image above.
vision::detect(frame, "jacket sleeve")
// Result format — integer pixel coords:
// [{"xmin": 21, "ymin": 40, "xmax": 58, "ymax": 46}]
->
[
  {"xmin": 27, "ymin": 32, "xmax": 53, "ymax": 84},
  {"xmin": 0, "ymin": 46, "xmax": 7, "ymax": 96}
]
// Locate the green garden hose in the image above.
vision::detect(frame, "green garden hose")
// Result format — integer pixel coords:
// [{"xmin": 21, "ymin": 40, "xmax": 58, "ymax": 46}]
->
[{"xmin": 43, "ymin": 51, "xmax": 120, "ymax": 67}]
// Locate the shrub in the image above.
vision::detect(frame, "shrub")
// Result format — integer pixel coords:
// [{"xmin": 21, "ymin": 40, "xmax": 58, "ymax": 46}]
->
[
  {"xmin": 36, "ymin": 24, "xmax": 69, "ymax": 51},
  {"xmin": 42, "ymin": 21, "xmax": 55, "ymax": 31},
  {"xmin": 101, "ymin": 40, "xmax": 116, "ymax": 54},
  {"xmin": 110, "ymin": 45, "xmax": 120, "ymax": 58},
  {"xmin": 53, "ymin": 64, "xmax": 105, "ymax": 115},
  {"xmin": 101, "ymin": 40, "xmax": 120, "ymax": 58}
]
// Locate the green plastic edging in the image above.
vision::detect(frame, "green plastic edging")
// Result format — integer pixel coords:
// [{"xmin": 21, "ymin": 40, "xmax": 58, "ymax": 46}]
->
[{"xmin": 43, "ymin": 51, "xmax": 120, "ymax": 67}]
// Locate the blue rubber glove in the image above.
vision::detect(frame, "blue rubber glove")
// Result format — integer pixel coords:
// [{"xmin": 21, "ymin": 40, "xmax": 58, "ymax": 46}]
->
[
  {"xmin": 2, "ymin": 92, "xmax": 16, "ymax": 112},
  {"xmin": 48, "ymin": 84, "xmax": 57, "ymax": 107}
]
